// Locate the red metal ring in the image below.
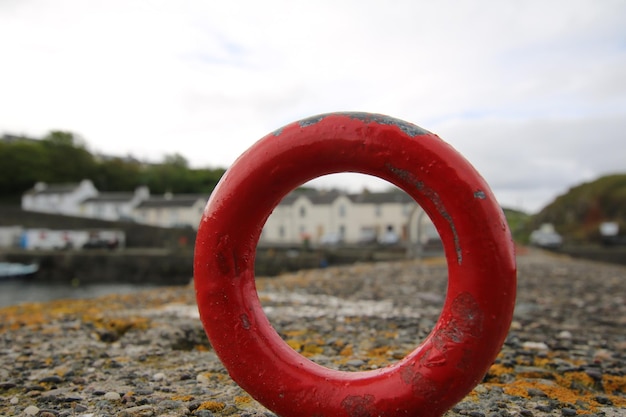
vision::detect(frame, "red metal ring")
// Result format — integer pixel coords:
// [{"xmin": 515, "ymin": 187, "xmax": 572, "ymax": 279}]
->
[{"xmin": 194, "ymin": 112, "xmax": 516, "ymax": 417}]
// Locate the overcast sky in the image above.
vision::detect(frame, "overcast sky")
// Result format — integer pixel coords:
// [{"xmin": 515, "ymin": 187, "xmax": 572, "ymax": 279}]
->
[{"xmin": 1, "ymin": 0, "xmax": 624, "ymax": 213}]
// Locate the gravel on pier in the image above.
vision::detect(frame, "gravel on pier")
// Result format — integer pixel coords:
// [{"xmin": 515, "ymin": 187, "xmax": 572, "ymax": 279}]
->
[{"xmin": 0, "ymin": 250, "xmax": 624, "ymax": 417}]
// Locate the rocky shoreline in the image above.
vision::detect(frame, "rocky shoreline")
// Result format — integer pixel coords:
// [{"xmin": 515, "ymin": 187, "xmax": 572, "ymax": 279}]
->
[{"xmin": 1, "ymin": 250, "xmax": 624, "ymax": 416}]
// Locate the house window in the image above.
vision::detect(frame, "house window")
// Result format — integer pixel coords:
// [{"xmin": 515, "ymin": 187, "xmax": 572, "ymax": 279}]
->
[
  {"xmin": 338, "ymin": 204, "xmax": 346, "ymax": 217},
  {"xmin": 375, "ymin": 205, "xmax": 382, "ymax": 217},
  {"xmin": 299, "ymin": 206, "xmax": 306, "ymax": 218},
  {"xmin": 339, "ymin": 225, "xmax": 346, "ymax": 237},
  {"xmin": 279, "ymin": 226, "xmax": 285, "ymax": 238}
]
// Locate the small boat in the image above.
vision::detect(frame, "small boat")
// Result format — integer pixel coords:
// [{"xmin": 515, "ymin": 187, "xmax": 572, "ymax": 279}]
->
[{"xmin": 0, "ymin": 262, "xmax": 39, "ymax": 279}]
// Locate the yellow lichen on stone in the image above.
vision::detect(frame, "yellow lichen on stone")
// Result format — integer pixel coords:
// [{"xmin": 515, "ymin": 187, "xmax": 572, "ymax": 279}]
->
[
  {"xmin": 234, "ymin": 395, "xmax": 252, "ymax": 405},
  {"xmin": 487, "ymin": 363, "xmax": 514, "ymax": 378},
  {"xmin": 603, "ymin": 374, "xmax": 626, "ymax": 394},
  {"xmin": 194, "ymin": 344, "xmax": 210, "ymax": 352},
  {"xmin": 171, "ymin": 395, "xmax": 194, "ymax": 401},
  {"xmin": 490, "ymin": 376, "xmax": 626, "ymax": 411},
  {"xmin": 286, "ymin": 339, "xmax": 302, "ymax": 351},
  {"xmin": 339, "ymin": 345, "xmax": 353, "ymax": 357},
  {"xmin": 555, "ymin": 371, "xmax": 596, "ymax": 390},
  {"xmin": 301, "ymin": 343, "xmax": 324, "ymax": 356},
  {"xmin": 85, "ymin": 316, "xmax": 150, "ymax": 333},
  {"xmin": 197, "ymin": 400, "xmax": 226, "ymax": 412},
  {"xmin": 532, "ymin": 356, "xmax": 552, "ymax": 367}
]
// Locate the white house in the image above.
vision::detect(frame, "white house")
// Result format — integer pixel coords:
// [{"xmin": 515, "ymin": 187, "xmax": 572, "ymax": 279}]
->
[
  {"xmin": 19, "ymin": 180, "xmax": 439, "ymax": 243},
  {"xmin": 260, "ymin": 189, "xmax": 437, "ymax": 245},
  {"xmin": 133, "ymin": 194, "xmax": 207, "ymax": 229},
  {"xmin": 21, "ymin": 179, "xmax": 98, "ymax": 216},
  {"xmin": 20, "ymin": 180, "xmax": 207, "ymax": 228},
  {"xmin": 80, "ymin": 186, "xmax": 150, "ymax": 221}
]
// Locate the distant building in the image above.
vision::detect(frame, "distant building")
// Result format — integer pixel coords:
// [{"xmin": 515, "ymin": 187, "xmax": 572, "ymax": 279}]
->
[
  {"xmin": 20, "ymin": 179, "xmax": 206, "ymax": 229},
  {"xmin": 133, "ymin": 193, "xmax": 207, "ymax": 229},
  {"xmin": 22, "ymin": 179, "xmax": 98, "ymax": 216},
  {"xmin": 260, "ymin": 189, "xmax": 437, "ymax": 246},
  {"xmin": 80, "ymin": 186, "xmax": 150, "ymax": 221},
  {"xmin": 19, "ymin": 180, "xmax": 439, "ymax": 242}
]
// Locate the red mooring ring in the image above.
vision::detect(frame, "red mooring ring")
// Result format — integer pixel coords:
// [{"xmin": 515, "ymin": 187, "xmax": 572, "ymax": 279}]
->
[{"xmin": 194, "ymin": 112, "xmax": 517, "ymax": 417}]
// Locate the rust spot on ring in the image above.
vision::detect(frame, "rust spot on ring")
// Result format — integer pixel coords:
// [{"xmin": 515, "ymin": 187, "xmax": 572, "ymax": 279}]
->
[
  {"xmin": 400, "ymin": 366, "xmax": 439, "ymax": 398},
  {"xmin": 451, "ymin": 292, "xmax": 484, "ymax": 338},
  {"xmin": 299, "ymin": 115, "xmax": 327, "ymax": 127},
  {"xmin": 240, "ymin": 314, "xmax": 251, "ymax": 330},
  {"xmin": 215, "ymin": 235, "xmax": 234, "ymax": 275},
  {"xmin": 474, "ymin": 190, "xmax": 486, "ymax": 199},
  {"xmin": 433, "ymin": 292, "xmax": 484, "ymax": 354},
  {"xmin": 385, "ymin": 163, "xmax": 462, "ymax": 265},
  {"xmin": 340, "ymin": 394, "xmax": 376, "ymax": 417},
  {"xmin": 344, "ymin": 112, "xmax": 430, "ymax": 137}
]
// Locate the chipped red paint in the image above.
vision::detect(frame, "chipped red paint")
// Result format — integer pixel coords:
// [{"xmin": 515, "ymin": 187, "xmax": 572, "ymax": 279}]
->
[{"xmin": 194, "ymin": 112, "xmax": 517, "ymax": 417}]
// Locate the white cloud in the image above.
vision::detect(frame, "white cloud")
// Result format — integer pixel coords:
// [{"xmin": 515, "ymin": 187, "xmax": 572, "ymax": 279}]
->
[{"xmin": 0, "ymin": 0, "xmax": 624, "ymax": 213}]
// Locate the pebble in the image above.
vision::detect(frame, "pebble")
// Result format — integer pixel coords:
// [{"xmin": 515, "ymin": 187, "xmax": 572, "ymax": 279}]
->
[
  {"xmin": 345, "ymin": 359, "xmax": 365, "ymax": 367},
  {"xmin": 23, "ymin": 405, "xmax": 40, "ymax": 415},
  {"xmin": 557, "ymin": 330, "xmax": 572, "ymax": 340},
  {"xmin": 152, "ymin": 372, "xmax": 166, "ymax": 381},
  {"xmin": 0, "ymin": 251, "xmax": 623, "ymax": 417},
  {"xmin": 527, "ymin": 388, "xmax": 547, "ymax": 398},
  {"xmin": 39, "ymin": 375, "xmax": 63, "ymax": 384},
  {"xmin": 595, "ymin": 395, "xmax": 612, "ymax": 405},
  {"xmin": 522, "ymin": 341, "xmax": 549, "ymax": 351},
  {"xmin": 119, "ymin": 404, "xmax": 154, "ymax": 416},
  {"xmin": 196, "ymin": 373, "xmax": 210, "ymax": 384},
  {"xmin": 103, "ymin": 391, "xmax": 121, "ymax": 401}
]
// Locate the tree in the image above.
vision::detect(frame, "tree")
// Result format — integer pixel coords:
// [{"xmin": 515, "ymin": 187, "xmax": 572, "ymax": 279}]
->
[
  {"xmin": 163, "ymin": 153, "xmax": 189, "ymax": 168},
  {"xmin": 0, "ymin": 131, "xmax": 227, "ymax": 202},
  {"xmin": 93, "ymin": 157, "xmax": 142, "ymax": 191},
  {"xmin": 40, "ymin": 131, "xmax": 96, "ymax": 182},
  {"xmin": 0, "ymin": 141, "xmax": 48, "ymax": 199},
  {"xmin": 43, "ymin": 131, "xmax": 87, "ymax": 148}
]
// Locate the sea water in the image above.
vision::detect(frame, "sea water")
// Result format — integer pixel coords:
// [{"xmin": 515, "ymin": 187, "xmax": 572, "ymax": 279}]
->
[{"xmin": 0, "ymin": 280, "xmax": 161, "ymax": 308}]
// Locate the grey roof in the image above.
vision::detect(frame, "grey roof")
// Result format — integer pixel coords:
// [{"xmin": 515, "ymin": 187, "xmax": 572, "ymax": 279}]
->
[
  {"xmin": 24, "ymin": 183, "xmax": 81, "ymax": 195},
  {"xmin": 308, "ymin": 190, "xmax": 343, "ymax": 205},
  {"xmin": 82, "ymin": 193, "xmax": 135, "ymax": 203},
  {"xmin": 348, "ymin": 191, "xmax": 414, "ymax": 204},
  {"xmin": 135, "ymin": 195, "xmax": 206, "ymax": 209},
  {"xmin": 277, "ymin": 190, "xmax": 342, "ymax": 206},
  {"xmin": 277, "ymin": 189, "xmax": 415, "ymax": 206},
  {"xmin": 278, "ymin": 192, "xmax": 303, "ymax": 206}
]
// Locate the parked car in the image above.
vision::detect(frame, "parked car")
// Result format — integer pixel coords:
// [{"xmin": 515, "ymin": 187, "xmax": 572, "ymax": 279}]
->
[
  {"xmin": 529, "ymin": 224, "xmax": 563, "ymax": 249},
  {"xmin": 82, "ymin": 237, "xmax": 119, "ymax": 250},
  {"xmin": 358, "ymin": 228, "xmax": 377, "ymax": 245},
  {"xmin": 378, "ymin": 230, "xmax": 400, "ymax": 246},
  {"xmin": 319, "ymin": 232, "xmax": 343, "ymax": 246}
]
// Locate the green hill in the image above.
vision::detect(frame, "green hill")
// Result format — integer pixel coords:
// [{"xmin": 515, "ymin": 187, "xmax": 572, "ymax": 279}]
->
[
  {"xmin": 528, "ymin": 173, "xmax": 626, "ymax": 243},
  {"xmin": 502, "ymin": 208, "xmax": 531, "ymax": 242}
]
